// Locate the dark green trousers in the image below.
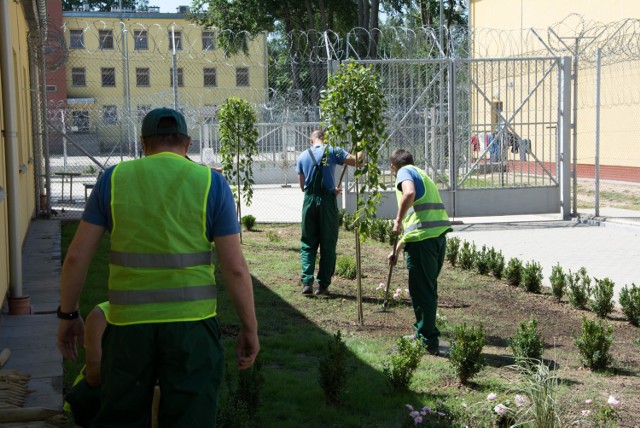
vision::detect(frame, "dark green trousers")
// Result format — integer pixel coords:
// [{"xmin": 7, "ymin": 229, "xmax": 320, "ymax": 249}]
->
[
  {"xmin": 93, "ymin": 317, "xmax": 223, "ymax": 428},
  {"xmin": 404, "ymin": 234, "xmax": 447, "ymax": 350},
  {"xmin": 300, "ymin": 191, "xmax": 339, "ymax": 288}
]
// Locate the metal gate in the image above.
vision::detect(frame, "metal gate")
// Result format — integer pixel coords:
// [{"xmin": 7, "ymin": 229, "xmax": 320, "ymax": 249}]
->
[{"xmin": 354, "ymin": 56, "xmax": 571, "ymax": 219}]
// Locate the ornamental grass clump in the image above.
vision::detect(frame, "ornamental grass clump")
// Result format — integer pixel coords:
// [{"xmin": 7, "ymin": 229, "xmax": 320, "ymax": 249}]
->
[
  {"xmin": 549, "ymin": 263, "xmax": 566, "ymax": 301},
  {"xmin": 336, "ymin": 255, "xmax": 357, "ymax": 280},
  {"xmin": 589, "ymin": 277, "xmax": 615, "ymax": 319},
  {"xmin": 458, "ymin": 241, "xmax": 476, "ymax": 271},
  {"xmin": 522, "ymin": 260, "xmax": 543, "ymax": 293},
  {"xmin": 508, "ymin": 318, "xmax": 545, "ymax": 368},
  {"xmin": 504, "ymin": 257, "xmax": 523, "ymax": 287},
  {"xmin": 383, "ymin": 337, "xmax": 426, "ymax": 392},
  {"xmin": 449, "ymin": 323, "xmax": 486, "ymax": 385},
  {"xmin": 319, "ymin": 331, "xmax": 352, "ymax": 406},
  {"xmin": 619, "ymin": 283, "xmax": 640, "ymax": 326},
  {"xmin": 446, "ymin": 236, "xmax": 461, "ymax": 267},
  {"xmin": 474, "ymin": 245, "xmax": 491, "ymax": 275},
  {"xmin": 488, "ymin": 248, "xmax": 505, "ymax": 279},
  {"xmin": 574, "ymin": 316, "xmax": 613, "ymax": 372}
]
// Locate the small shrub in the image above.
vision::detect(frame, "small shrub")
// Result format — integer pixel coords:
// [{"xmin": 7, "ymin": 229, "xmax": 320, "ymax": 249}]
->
[
  {"xmin": 488, "ymin": 248, "xmax": 505, "ymax": 279},
  {"xmin": 337, "ymin": 209, "xmax": 345, "ymax": 227},
  {"xmin": 241, "ymin": 215, "xmax": 256, "ymax": 231},
  {"xmin": 458, "ymin": 241, "xmax": 476, "ymax": 271},
  {"xmin": 335, "ymin": 255, "xmax": 356, "ymax": 280},
  {"xmin": 567, "ymin": 269, "xmax": 590, "ymax": 309},
  {"xmin": 589, "ymin": 277, "xmax": 615, "ymax": 319},
  {"xmin": 618, "ymin": 283, "xmax": 640, "ymax": 326},
  {"xmin": 549, "ymin": 263, "xmax": 566, "ymax": 301},
  {"xmin": 574, "ymin": 316, "xmax": 613, "ymax": 372},
  {"xmin": 319, "ymin": 331, "xmax": 351, "ymax": 406},
  {"xmin": 217, "ymin": 358, "xmax": 264, "ymax": 428},
  {"xmin": 264, "ymin": 230, "xmax": 282, "ymax": 243},
  {"xmin": 449, "ymin": 323, "xmax": 486, "ymax": 385},
  {"xmin": 522, "ymin": 260, "xmax": 543, "ymax": 293},
  {"xmin": 474, "ymin": 245, "xmax": 491, "ymax": 275},
  {"xmin": 446, "ymin": 236, "xmax": 461, "ymax": 267},
  {"xmin": 508, "ymin": 318, "xmax": 545, "ymax": 367},
  {"xmin": 383, "ymin": 337, "xmax": 426, "ymax": 391},
  {"xmin": 504, "ymin": 258, "xmax": 523, "ymax": 287},
  {"xmin": 343, "ymin": 212, "xmax": 355, "ymax": 231}
]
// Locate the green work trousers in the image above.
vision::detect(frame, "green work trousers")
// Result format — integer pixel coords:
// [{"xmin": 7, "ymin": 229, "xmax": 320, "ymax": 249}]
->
[
  {"xmin": 93, "ymin": 317, "xmax": 224, "ymax": 428},
  {"xmin": 300, "ymin": 191, "xmax": 339, "ymax": 288},
  {"xmin": 404, "ymin": 234, "xmax": 447, "ymax": 351}
]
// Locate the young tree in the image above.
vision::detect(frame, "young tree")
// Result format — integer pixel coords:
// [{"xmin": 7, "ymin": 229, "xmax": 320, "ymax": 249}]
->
[
  {"xmin": 320, "ymin": 62, "xmax": 388, "ymax": 324},
  {"xmin": 218, "ymin": 97, "xmax": 259, "ymax": 241}
]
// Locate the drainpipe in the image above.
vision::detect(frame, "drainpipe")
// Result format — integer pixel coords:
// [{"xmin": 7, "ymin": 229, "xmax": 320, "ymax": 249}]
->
[{"xmin": 0, "ymin": 0, "xmax": 27, "ymax": 309}]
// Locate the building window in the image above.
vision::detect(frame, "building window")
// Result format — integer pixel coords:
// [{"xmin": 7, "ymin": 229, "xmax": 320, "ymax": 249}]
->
[
  {"xmin": 236, "ymin": 67, "xmax": 249, "ymax": 87},
  {"xmin": 46, "ymin": 85, "xmax": 57, "ymax": 92},
  {"xmin": 71, "ymin": 67, "xmax": 86, "ymax": 86},
  {"xmin": 72, "ymin": 110, "xmax": 90, "ymax": 132},
  {"xmin": 168, "ymin": 30, "xmax": 182, "ymax": 50},
  {"xmin": 99, "ymin": 30, "xmax": 114, "ymax": 50},
  {"xmin": 103, "ymin": 105, "xmax": 118, "ymax": 125},
  {"xmin": 101, "ymin": 68, "xmax": 116, "ymax": 87},
  {"xmin": 136, "ymin": 68, "xmax": 150, "ymax": 87},
  {"xmin": 204, "ymin": 67, "xmax": 217, "ymax": 87},
  {"xmin": 138, "ymin": 105, "xmax": 152, "ymax": 122},
  {"xmin": 70, "ymin": 30, "xmax": 84, "ymax": 49},
  {"xmin": 170, "ymin": 68, "xmax": 184, "ymax": 87},
  {"xmin": 133, "ymin": 30, "xmax": 148, "ymax": 50},
  {"xmin": 202, "ymin": 31, "xmax": 215, "ymax": 50}
]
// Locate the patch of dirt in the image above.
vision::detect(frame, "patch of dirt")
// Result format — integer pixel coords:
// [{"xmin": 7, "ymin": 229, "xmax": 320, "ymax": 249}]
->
[
  {"xmin": 244, "ymin": 225, "xmax": 640, "ymax": 426},
  {"xmin": 577, "ymin": 179, "xmax": 640, "ymax": 211}
]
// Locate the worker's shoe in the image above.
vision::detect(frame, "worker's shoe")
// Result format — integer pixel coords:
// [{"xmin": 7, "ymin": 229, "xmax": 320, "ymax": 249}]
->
[
  {"xmin": 301, "ymin": 283, "xmax": 313, "ymax": 295},
  {"xmin": 426, "ymin": 347, "xmax": 440, "ymax": 357},
  {"xmin": 314, "ymin": 284, "xmax": 329, "ymax": 296}
]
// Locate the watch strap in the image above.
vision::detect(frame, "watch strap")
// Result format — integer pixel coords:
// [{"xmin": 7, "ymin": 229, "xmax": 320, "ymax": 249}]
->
[{"xmin": 57, "ymin": 305, "xmax": 80, "ymax": 320}]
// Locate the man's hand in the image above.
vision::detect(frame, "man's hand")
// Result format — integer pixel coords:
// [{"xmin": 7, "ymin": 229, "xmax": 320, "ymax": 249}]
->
[
  {"xmin": 334, "ymin": 187, "xmax": 343, "ymax": 195},
  {"xmin": 56, "ymin": 317, "xmax": 85, "ymax": 361},
  {"xmin": 236, "ymin": 327, "xmax": 260, "ymax": 370},
  {"xmin": 387, "ymin": 251, "xmax": 397, "ymax": 267}
]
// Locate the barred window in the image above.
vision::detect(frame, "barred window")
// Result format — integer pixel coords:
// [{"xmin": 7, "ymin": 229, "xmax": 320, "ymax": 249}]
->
[
  {"xmin": 71, "ymin": 67, "xmax": 86, "ymax": 86},
  {"xmin": 103, "ymin": 105, "xmax": 118, "ymax": 125},
  {"xmin": 168, "ymin": 31, "xmax": 182, "ymax": 50},
  {"xmin": 99, "ymin": 30, "xmax": 114, "ymax": 50},
  {"xmin": 136, "ymin": 68, "xmax": 150, "ymax": 87},
  {"xmin": 236, "ymin": 67, "xmax": 249, "ymax": 87},
  {"xmin": 204, "ymin": 68, "xmax": 217, "ymax": 87},
  {"xmin": 134, "ymin": 30, "xmax": 148, "ymax": 50},
  {"xmin": 101, "ymin": 67, "xmax": 116, "ymax": 87},
  {"xmin": 70, "ymin": 30, "xmax": 84, "ymax": 49},
  {"xmin": 46, "ymin": 85, "xmax": 57, "ymax": 92},
  {"xmin": 202, "ymin": 31, "xmax": 215, "ymax": 50},
  {"xmin": 169, "ymin": 68, "xmax": 184, "ymax": 87},
  {"xmin": 72, "ymin": 110, "xmax": 90, "ymax": 132}
]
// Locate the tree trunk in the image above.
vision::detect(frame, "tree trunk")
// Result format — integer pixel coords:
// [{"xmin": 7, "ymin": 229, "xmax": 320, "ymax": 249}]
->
[{"xmin": 367, "ymin": 0, "xmax": 380, "ymax": 58}]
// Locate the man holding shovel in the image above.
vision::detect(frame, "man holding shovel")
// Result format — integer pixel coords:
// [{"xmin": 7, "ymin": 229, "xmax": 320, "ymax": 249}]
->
[{"xmin": 387, "ymin": 149, "xmax": 451, "ymax": 356}]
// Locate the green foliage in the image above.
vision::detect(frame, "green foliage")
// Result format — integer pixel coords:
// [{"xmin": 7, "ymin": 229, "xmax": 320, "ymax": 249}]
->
[
  {"xmin": 342, "ymin": 211, "xmax": 356, "ymax": 231},
  {"xmin": 567, "ymin": 268, "xmax": 591, "ymax": 309},
  {"xmin": 319, "ymin": 331, "xmax": 352, "ymax": 406},
  {"xmin": 241, "ymin": 215, "xmax": 257, "ymax": 231},
  {"xmin": 522, "ymin": 260, "xmax": 543, "ymax": 293},
  {"xmin": 264, "ymin": 230, "xmax": 282, "ymax": 243},
  {"xmin": 219, "ymin": 97, "xmax": 259, "ymax": 219},
  {"xmin": 474, "ymin": 245, "xmax": 491, "ymax": 275},
  {"xmin": 336, "ymin": 255, "xmax": 357, "ymax": 280},
  {"xmin": 458, "ymin": 240, "xmax": 475, "ymax": 271},
  {"xmin": 337, "ymin": 209, "xmax": 346, "ymax": 228},
  {"xmin": 589, "ymin": 277, "xmax": 615, "ymax": 319},
  {"xmin": 574, "ymin": 316, "xmax": 614, "ymax": 372},
  {"xmin": 217, "ymin": 358, "xmax": 264, "ymax": 428},
  {"xmin": 504, "ymin": 257, "xmax": 523, "ymax": 286},
  {"xmin": 488, "ymin": 248, "xmax": 505, "ymax": 279},
  {"xmin": 549, "ymin": 263, "xmax": 566, "ymax": 301},
  {"xmin": 619, "ymin": 283, "xmax": 640, "ymax": 326},
  {"xmin": 382, "ymin": 337, "xmax": 426, "ymax": 392},
  {"xmin": 369, "ymin": 218, "xmax": 393, "ymax": 243},
  {"xmin": 512, "ymin": 362, "xmax": 566, "ymax": 427},
  {"xmin": 509, "ymin": 318, "xmax": 545, "ymax": 368},
  {"xmin": 445, "ymin": 236, "xmax": 460, "ymax": 267},
  {"xmin": 449, "ymin": 323, "xmax": 486, "ymax": 385},
  {"xmin": 320, "ymin": 63, "xmax": 388, "ymax": 241}
]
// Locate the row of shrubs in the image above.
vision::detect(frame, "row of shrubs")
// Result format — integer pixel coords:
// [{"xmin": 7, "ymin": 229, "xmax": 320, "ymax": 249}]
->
[{"xmin": 446, "ymin": 236, "xmax": 640, "ymax": 326}]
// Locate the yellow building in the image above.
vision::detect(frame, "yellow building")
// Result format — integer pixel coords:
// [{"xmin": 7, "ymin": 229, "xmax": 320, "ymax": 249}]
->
[
  {"xmin": 0, "ymin": 1, "xmax": 45, "ymax": 310},
  {"xmin": 469, "ymin": 0, "xmax": 640, "ymax": 182},
  {"xmin": 61, "ymin": 8, "xmax": 268, "ymax": 154}
]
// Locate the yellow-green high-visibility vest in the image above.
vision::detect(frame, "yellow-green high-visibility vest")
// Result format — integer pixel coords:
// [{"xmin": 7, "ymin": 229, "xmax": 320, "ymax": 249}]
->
[
  {"xmin": 396, "ymin": 165, "xmax": 452, "ymax": 243},
  {"xmin": 107, "ymin": 152, "xmax": 216, "ymax": 325}
]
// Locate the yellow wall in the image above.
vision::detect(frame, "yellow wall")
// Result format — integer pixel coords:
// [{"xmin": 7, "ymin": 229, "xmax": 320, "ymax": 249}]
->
[{"xmin": 0, "ymin": 1, "xmax": 38, "ymax": 305}]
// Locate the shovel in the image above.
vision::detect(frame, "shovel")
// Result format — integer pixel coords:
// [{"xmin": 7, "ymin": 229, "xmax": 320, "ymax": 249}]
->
[{"xmin": 374, "ymin": 234, "xmax": 399, "ymax": 313}]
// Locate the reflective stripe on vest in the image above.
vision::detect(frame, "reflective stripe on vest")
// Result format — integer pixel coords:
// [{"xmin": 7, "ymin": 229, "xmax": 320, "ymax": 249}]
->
[
  {"xmin": 109, "ymin": 284, "xmax": 217, "ymax": 305},
  {"xmin": 110, "ymin": 251, "xmax": 212, "ymax": 268}
]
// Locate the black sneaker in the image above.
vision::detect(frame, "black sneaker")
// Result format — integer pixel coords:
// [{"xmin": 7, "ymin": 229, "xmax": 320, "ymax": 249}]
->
[
  {"xmin": 314, "ymin": 285, "xmax": 329, "ymax": 296},
  {"xmin": 301, "ymin": 283, "xmax": 313, "ymax": 295}
]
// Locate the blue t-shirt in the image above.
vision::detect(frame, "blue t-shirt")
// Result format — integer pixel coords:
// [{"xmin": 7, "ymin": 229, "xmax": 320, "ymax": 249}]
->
[
  {"xmin": 295, "ymin": 145, "xmax": 348, "ymax": 191},
  {"xmin": 82, "ymin": 161, "xmax": 240, "ymax": 242},
  {"xmin": 395, "ymin": 166, "xmax": 426, "ymax": 200}
]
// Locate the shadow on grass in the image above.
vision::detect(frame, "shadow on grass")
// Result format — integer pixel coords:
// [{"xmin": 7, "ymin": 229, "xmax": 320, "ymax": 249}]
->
[{"xmin": 215, "ymin": 274, "xmax": 429, "ymax": 427}]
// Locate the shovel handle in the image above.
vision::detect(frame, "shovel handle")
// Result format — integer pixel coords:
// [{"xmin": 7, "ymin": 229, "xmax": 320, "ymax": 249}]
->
[{"xmin": 382, "ymin": 234, "xmax": 399, "ymax": 306}]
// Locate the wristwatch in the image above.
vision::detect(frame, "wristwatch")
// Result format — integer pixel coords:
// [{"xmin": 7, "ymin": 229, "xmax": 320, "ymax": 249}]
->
[{"xmin": 56, "ymin": 305, "xmax": 80, "ymax": 320}]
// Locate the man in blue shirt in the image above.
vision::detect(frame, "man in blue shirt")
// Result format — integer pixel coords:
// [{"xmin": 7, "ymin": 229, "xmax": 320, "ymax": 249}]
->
[{"xmin": 295, "ymin": 129, "xmax": 362, "ymax": 295}]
